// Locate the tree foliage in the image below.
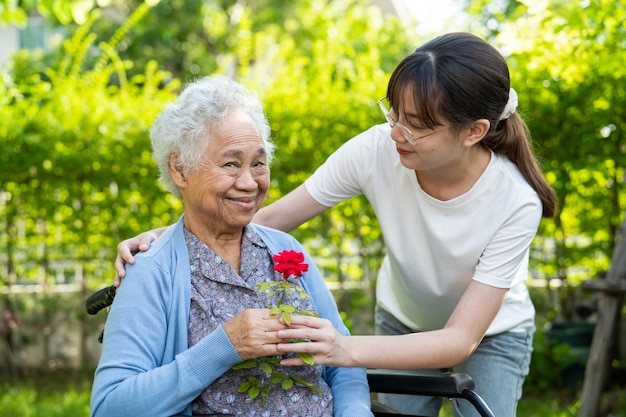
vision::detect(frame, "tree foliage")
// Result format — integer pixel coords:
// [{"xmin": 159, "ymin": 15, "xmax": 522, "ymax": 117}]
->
[
  {"xmin": 1, "ymin": 0, "xmax": 108, "ymax": 26},
  {"xmin": 0, "ymin": 4, "xmax": 180, "ymax": 305}
]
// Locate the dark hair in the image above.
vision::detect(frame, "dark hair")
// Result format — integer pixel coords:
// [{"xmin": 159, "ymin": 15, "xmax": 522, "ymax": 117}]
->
[{"xmin": 386, "ymin": 32, "xmax": 556, "ymax": 218}]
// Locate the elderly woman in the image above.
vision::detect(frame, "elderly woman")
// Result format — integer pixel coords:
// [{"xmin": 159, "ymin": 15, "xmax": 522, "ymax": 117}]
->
[{"xmin": 90, "ymin": 76, "xmax": 372, "ymax": 417}]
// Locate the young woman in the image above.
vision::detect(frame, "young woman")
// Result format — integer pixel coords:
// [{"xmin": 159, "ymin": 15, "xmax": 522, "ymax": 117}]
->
[{"xmin": 116, "ymin": 33, "xmax": 556, "ymax": 417}]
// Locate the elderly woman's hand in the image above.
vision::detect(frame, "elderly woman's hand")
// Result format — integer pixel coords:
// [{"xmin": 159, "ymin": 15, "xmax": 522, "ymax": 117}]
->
[{"xmin": 223, "ymin": 309, "xmax": 290, "ymax": 360}]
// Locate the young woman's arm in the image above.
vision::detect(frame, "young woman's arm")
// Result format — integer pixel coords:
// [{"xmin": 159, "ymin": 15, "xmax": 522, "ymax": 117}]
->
[
  {"xmin": 253, "ymin": 184, "xmax": 329, "ymax": 231},
  {"xmin": 276, "ymin": 280, "xmax": 508, "ymax": 370}
]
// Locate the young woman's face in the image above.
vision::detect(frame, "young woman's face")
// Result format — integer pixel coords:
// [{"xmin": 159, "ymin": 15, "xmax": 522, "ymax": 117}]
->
[{"xmin": 389, "ymin": 89, "xmax": 466, "ymax": 172}]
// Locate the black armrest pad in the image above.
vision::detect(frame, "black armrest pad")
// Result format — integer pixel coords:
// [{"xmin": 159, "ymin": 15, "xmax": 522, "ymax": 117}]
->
[{"xmin": 367, "ymin": 369, "xmax": 475, "ymax": 398}]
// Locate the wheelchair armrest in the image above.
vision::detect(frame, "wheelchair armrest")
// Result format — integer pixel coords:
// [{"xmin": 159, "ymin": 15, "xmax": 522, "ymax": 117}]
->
[
  {"xmin": 367, "ymin": 369, "xmax": 473, "ymax": 397},
  {"xmin": 367, "ymin": 369, "xmax": 496, "ymax": 417}
]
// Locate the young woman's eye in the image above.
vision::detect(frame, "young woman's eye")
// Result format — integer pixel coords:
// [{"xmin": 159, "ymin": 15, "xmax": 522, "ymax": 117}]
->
[{"xmin": 408, "ymin": 121, "xmax": 427, "ymax": 131}]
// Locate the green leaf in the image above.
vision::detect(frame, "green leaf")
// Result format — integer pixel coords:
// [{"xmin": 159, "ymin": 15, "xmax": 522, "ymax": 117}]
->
[
  {"xmin": 295, "ymin": 286, "xmax": 310, "ymax": 299},
  {"xmin": 248, "ymin": 386, "xmax": 260, "ymax": 399},
  {"xmin": 281, "ymin": 311, "xmax": 292, "ymax": 326},
  {"xmin": 278, "ymin": 304, "xmax": 296, "ymax": 313},
  {"xmin": 290, "ymin": 375, "xmax": 323, "ymax": 393},
  {"xmin": 281, "ymin": 378, "xmax": 294, "ymax": 390},
  {"xmin": 260, "ymin": 387, "xmax": 271, "ymax": 407},
  {"xmin": 264, "ymin": 356, "xmax": 281, "ymax": 365},
  {"xmin": 297, "ymin": 352, "xmax": 315, "ymax": 366},
  {"xmin": 270, "ymin": 307, "xmax": 281, "ymax": 315},
  {"xmin": 270, "ymin": 373, "xmax": 285, "ymax": 384},
  {"xmin": 260, "ymin": 362, "xmax": 273, "ymax": 374},
  {"xmin": 232, "ymin": 359, "xmax": 257, "ymax": 370}
]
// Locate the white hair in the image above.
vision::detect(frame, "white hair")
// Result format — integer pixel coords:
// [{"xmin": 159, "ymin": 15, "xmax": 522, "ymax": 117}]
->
[{"xmin": 150, "ymin": 75, "xmax": 274, "ymax": 198}]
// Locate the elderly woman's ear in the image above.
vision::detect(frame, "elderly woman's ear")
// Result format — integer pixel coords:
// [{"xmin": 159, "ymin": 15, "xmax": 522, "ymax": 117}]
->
[{"xmin": 169, "ymin": 154, "xmax": 187, "ymax": 187}]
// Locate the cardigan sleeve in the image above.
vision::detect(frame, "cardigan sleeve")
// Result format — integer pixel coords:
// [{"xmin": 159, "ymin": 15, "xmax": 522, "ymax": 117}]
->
[{"xmin": 90, "ymin": 248, "xmax": 242, "ymax": 417}]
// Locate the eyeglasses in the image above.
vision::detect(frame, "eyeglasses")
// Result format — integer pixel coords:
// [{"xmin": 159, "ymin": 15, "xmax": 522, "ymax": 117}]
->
[{"xmin": 377, "ymin": 97, "xmax": 447, "ymax": 145}]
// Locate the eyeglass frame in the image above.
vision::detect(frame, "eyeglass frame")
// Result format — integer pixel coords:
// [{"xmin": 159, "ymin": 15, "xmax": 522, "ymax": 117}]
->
[{"xmin": 377, "ymin": 97, "xmax": 448, "ymax": 145}]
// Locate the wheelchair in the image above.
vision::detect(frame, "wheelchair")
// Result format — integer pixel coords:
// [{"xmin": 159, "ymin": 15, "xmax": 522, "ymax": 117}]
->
[{"xmin": 87, "ymin": 286, "xmax": 495, "ymax": 417}]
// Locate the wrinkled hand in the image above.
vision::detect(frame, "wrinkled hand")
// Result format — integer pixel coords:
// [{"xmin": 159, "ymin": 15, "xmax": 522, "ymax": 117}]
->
[
  {"xmin": 223, "ymin": 309, "xmax": 290, "ymax": 360},
  {"xmin": 114, "ymin": 231, "xmax": 159, "ymax": 287},
  {"xmin": 275, "ymin": 315, "xmax": 349, "ymax": 367}
]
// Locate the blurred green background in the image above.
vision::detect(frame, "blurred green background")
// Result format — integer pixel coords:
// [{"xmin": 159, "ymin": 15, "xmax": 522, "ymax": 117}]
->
[{"xmin": 1, "ymin": 0, "xmax": 625, "ymax": 415}]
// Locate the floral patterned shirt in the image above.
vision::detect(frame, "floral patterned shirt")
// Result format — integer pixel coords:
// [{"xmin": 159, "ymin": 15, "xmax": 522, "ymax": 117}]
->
[{"xmin": 185, "ymin": 225, "xmax": 333, "ymax": 417}]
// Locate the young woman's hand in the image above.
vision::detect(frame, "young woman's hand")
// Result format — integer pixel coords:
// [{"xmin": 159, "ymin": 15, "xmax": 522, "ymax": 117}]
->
[
  {"xmin": 275, "ymin": 316, "xmax": 352, "ymax": 367},
  {"xmin": 114, "ymin": 228, "xmax": 165, "ymax": 287}
]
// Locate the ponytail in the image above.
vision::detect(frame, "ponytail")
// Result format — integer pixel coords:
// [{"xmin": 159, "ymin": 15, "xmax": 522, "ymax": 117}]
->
[{"xmin": 482, "ymin": 114, "xmax": 557, "ymax": 218}]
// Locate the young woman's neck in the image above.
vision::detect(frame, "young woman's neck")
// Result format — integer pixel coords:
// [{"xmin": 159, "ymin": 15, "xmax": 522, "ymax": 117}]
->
[{"xmin": 416, "ymin": 147, "xmax": 491, "ymax": 201}]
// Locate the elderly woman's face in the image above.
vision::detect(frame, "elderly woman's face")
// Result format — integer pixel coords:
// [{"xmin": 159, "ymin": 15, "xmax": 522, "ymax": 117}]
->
[{"xmin": 178, "ymin": 109, "xmax": 270, "ymax": 234}]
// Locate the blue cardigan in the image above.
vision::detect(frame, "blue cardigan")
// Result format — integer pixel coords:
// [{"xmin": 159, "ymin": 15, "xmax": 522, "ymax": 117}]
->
[{"xmin": 90, "ymin": 217, "xmax": 373, "ymax": 417}]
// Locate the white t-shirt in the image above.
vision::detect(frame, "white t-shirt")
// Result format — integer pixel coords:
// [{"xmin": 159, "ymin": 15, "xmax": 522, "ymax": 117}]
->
[{"xmin": 305, "ymin": 124, "xmax": 542, "ymax": 335}]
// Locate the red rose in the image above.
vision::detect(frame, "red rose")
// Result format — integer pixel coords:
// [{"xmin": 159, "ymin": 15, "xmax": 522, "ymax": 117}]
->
[{"xmin": 273, "ymin": 250, "xmax": 309, "ymax": 280}]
